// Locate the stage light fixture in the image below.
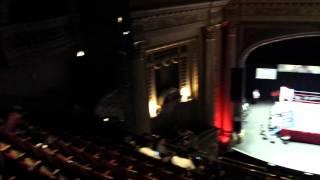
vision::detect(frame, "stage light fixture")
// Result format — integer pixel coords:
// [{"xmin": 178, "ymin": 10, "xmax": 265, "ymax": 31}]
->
[
  {"xmin": 103, "ymin": 117, "xmax": 110, "ymax": 122},
  {"xmin": 76, "ymin": 51, "xmax": 85, "ymax": 57}
]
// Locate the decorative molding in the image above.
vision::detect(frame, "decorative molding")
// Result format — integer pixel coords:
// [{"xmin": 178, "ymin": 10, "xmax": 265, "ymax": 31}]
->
[
  {"xmin": 205, "ymin": 24, "xmax": 222, "ymax": 39},
  {"xmin": 130, "ymin": 2, "xmax": 229, "ymax": 33},
  {"xmin": 130, "ymin": 0, "xmax": 230, "ymax": 11},
  {"xmin": 144, "ymin": 38, "xmax": 199, "ymax": 107},
  {"xmin": 131, "ymin": 8, "xmax": 208, "ymax": 32},
  {"xmin": 238, "ymin": 32, "xmax": 320, "ymax": 67},
  {"xmin": 133, "ymin": 40, "xmax": 147, "ymax": 61},
  {"xmin": 226, "ymin": 0, "xmax": 320, "ymax": 55},
  {"xmin": 225, "ymin": 0, "xmax": 320, "ymax": 22},
  {"xmin": 238, "ymin": 23, "xmax": 320, "ymax": 53}
]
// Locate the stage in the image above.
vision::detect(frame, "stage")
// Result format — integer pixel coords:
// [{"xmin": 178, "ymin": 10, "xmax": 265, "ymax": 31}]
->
[{"xmin": 234, "ymin": 102, "xmax": 320, "ymax": 175}]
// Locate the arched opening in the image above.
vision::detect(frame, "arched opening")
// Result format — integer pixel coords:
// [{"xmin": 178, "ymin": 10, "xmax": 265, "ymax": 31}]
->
[
  {"xmin": 241, "ymin": 33, "xmax": 320, "ymax": 102},
  {"xmin": 233, "ymin": 33, "xmax": 320, "ymax": 174}
]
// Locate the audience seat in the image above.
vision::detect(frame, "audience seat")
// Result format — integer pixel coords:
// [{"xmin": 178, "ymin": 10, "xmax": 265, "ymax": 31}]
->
[{"xmin": 0, "ymin": 122, "xmax": 305, "ymax": 180}]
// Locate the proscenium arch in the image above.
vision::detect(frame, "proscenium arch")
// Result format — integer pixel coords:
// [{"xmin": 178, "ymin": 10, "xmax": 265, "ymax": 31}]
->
[
  {"xmin": 239, "ymin": 32, "xmax": 320, "ymax": 68},
  {"xmin": 237, "ymin": 32, "xmax": 320, "ymax": 101}
]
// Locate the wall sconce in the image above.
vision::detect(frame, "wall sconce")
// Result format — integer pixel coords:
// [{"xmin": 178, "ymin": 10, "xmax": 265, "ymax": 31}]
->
[
  {"xmin": 180, "ymin": 87, "xmax": 191, "ymax": 102},
  {"xmin": 76, "ymin": 50, "xmax": 85, "ymax": 57},
  {"xmin": 117, "ymin": 17, "xmax": 123, "ymax": 23},
  {"xmin": 149, "ymin": 101, "xmax": 161, "ymax": 118},
  {"xmin": 103, "ymin": 117, "xmax": 110, "ymax": 122},
  {"xmin": 123, "ymin": 30, "xmax": 131, "ymax": 35}
]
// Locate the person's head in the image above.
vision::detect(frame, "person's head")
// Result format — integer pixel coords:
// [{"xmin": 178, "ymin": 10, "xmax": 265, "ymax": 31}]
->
[
  {"xmin": 146, "ymin": 142, "xmax": 154, "ymax": 148},
  {"xmin": 159, "ymin": 138, "xmax": 166, "ymax": 145},
  {"xmin": 187, "ymin": 154, "xmax": 193, "ymax": 160},
  {"xmin": 3, "ymin": 105, "xmax": 25, "ymax": 132},
  {"xmin": 163, "ymin": 88, "xmax": 181, "ymax": 105}
]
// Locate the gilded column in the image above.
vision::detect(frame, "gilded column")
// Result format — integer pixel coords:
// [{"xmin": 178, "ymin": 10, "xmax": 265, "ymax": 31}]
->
[
  {"xmin": 226, "ymin": 23, "xmax": 237, "ymax": 68},
  {"xmin": 131, "ymin": 41, "xmax": 150, "ymax": 134},
  {"xmin": 222, "ymin": 22, "xmax": 238, "ymax": 134},
  {"xmin": 204, "ymin": 24, "xmax": 222, "ymax": 127}
]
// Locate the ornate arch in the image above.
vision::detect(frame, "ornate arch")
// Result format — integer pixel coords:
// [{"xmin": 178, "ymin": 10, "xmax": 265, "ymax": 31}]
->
[{"xmin": 239, "ymin": 32, "xmax": 320, "ymax": 68}]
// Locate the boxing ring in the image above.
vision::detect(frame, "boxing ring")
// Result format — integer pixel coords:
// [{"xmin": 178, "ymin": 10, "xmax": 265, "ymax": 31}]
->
[{"xmin": 273, "ymin": 87, "xmax": 320, "ymax": 144}]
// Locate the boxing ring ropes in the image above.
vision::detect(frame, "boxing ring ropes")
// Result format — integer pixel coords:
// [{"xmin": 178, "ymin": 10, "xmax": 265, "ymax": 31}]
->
[{"xmin": 276, "ymin": 86, "xmax": 320, "ymax": 144}]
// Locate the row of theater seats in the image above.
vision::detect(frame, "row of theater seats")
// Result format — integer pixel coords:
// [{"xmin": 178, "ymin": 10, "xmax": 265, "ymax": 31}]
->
[
  {"xmin": 0, "ymin": 123, "xmax": 215, "ymax": 180},
  {"xmin": 1, "ymin": 121, "xmax": 312, "ymax": 180}
]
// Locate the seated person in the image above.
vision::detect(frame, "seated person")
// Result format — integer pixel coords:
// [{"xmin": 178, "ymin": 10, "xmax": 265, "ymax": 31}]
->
[
  {"xmin": 1, "ymin": 105, "xmax": 25, "ymax": 133},
  {"xmin": 157, "ymin": 87, "xmax": 181, "ymax": 108},
  {"xmin": 138, "ymin": 143, "xmax": 161, "ymax": 159},
  {"xmin": 171, "ymin": 154, "xmax": 196, "ymax": 170},
  {"xmin": 156, "ymin": 138, "xmax": 168, "ymax": 157}
]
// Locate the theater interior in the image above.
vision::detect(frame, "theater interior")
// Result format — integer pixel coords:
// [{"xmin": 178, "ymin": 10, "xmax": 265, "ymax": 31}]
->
[{"xmin": 1, "ymin": 0, "xmax": 320, "ymax": 179}]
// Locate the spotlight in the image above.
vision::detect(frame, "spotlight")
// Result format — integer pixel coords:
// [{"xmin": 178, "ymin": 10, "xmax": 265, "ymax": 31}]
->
[
  {"xmin": 76, "ymin": 51, "xmax": 85, "ymax": 57},
  {"xmin": 103, "ymin": 117, "xmax": 110, "ymax": 122}
]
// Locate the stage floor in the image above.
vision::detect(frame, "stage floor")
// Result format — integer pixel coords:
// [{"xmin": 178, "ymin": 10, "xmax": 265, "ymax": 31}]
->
[{"xmin": 234, "ymin": 102, "xmax": 320, "ymax": 175}]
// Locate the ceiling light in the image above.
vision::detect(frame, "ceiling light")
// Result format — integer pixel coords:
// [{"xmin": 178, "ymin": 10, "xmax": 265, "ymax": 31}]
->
[{"xmin": 76, "ymin": 51, "xmax": 85, "ymax": 57}]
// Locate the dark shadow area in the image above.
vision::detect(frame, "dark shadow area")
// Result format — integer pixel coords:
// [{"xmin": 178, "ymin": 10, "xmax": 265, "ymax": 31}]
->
[{"xmin": 0, "ymin": 0, "xmax": 132, "ymax": 131}]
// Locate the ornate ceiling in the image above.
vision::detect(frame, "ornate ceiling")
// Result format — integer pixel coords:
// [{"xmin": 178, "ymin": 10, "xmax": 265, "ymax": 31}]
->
[{"xmin": 225, "ymin": 0, "xmax": 320, "ymax": 22}]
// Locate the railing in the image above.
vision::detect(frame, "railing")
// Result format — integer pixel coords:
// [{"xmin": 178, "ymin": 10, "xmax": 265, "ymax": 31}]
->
[{"xmin": 217, "ymin": 156, "xmax": 293, "ymax": 179}]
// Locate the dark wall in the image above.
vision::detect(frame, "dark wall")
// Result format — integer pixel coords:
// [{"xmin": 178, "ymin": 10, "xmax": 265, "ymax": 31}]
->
[
  {"xmin": 0, "ymin": 15, "xmax": 77, "ymax": 120},
  {"xmin": 71, "ymin": 1, "xmax": 131, "ymax": 113},
  {"xmin": 7, "ymin": 0, "xmax": 77, "ymax": 24},
  {"xmin": 0, "ymin": 0, "xmax": 131, "ymax": 125}
]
